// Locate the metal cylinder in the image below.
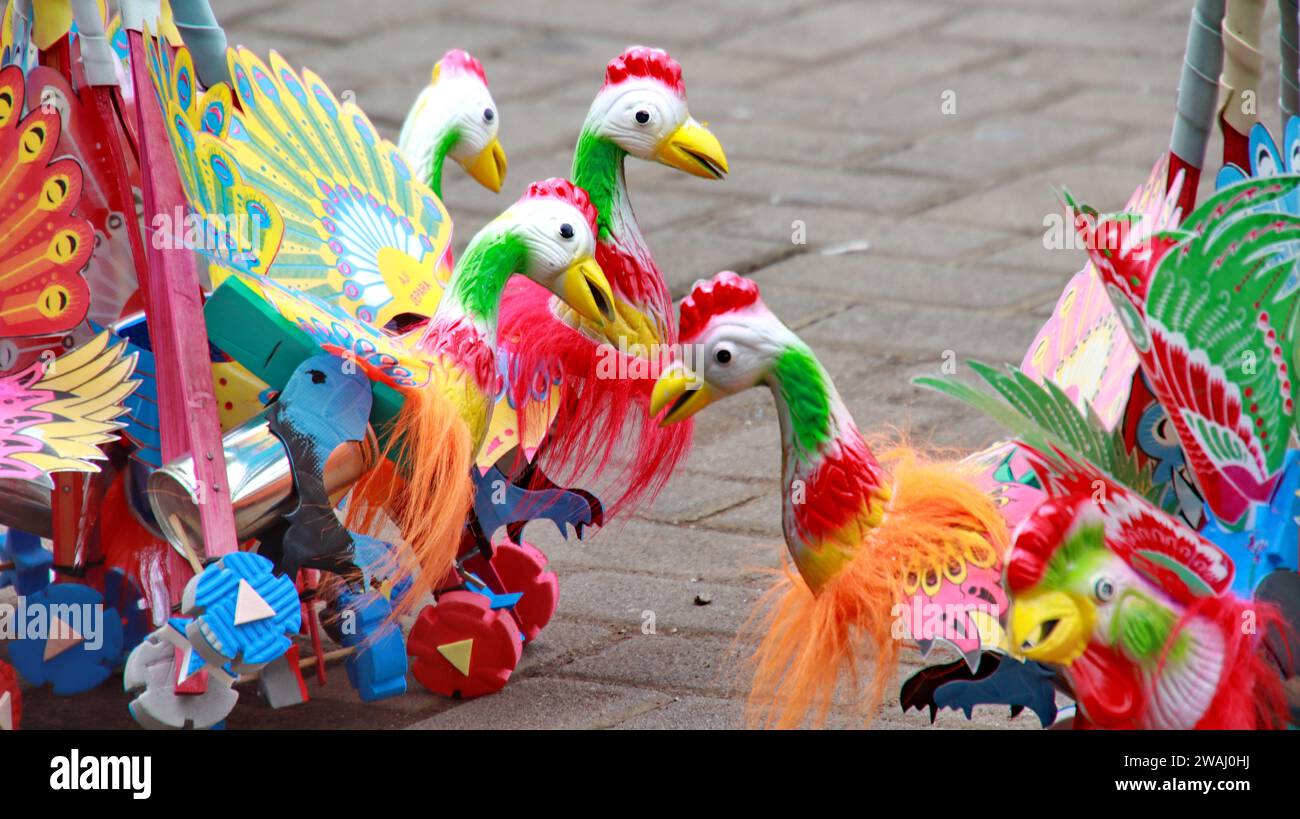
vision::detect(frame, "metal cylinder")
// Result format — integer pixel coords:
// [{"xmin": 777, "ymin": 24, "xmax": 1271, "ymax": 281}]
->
[
  {"xmin": 147, "ymin": 410, "xmax": 376, "ymax": 557},
  {"xmin": 0, "ymin": 479, "xmax": 54, "ymax": 538}
]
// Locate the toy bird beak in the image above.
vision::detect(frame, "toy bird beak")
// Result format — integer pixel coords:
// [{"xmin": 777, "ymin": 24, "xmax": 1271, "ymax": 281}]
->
[
  {"xmin": 651, "ymin": 361, "xmax": 717, "ymax": 425},
  {"xmin": 558, "ymin": 256, "xmax": 615, "ymax": 324},
  {"xmin": 1010, "ymin": 588, "xmax": 1094, "ymax": 666},
  {"xmin": 459, "ymin": 137, "xmax": 508, "ymax": 192},
  {"xmin": 656, "ymin": 117, "xmax": 728, "ymax": 180}
]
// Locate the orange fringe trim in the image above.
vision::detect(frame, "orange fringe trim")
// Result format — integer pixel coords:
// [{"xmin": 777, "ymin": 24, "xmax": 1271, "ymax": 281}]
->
[
  {"xmin": 745, "ymin": 446, "xmax": 1008, "ymax": 729},
  {"xmin": 346, "ymin": 388, "xmax": 474, "ymax": 616}
]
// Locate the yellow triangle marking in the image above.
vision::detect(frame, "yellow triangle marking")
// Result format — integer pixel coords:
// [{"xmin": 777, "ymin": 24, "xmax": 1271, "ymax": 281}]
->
[{"xmin": 436, "ymin": 638, "xmax": 473, "ymax": 676}]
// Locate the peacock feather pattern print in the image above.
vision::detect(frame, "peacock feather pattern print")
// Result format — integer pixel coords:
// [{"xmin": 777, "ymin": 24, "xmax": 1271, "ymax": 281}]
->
[
  {"xmin": 143, "ymin": 29, "xmax": 282, "ymax": 280},
  {"xmin": 0, "ymin": 64, "xmax": 94, "ymax": 342},
  {"xmin": 0, "ymin": 330, "xmax": 137, "ymax": 488},
  {"xmin": 25, "ymin": 65, "xmax": 140, "ymax": 329},
  {"xmin": 217, "ymin": 46, "xmax": 453, "ymax": 329}
]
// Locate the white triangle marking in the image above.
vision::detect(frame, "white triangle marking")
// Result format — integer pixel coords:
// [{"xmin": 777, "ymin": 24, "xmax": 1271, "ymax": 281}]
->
[
  {"xmin": 44, "ymin": 616, "xmax": 85, "ymax": 660},
  {"xmin": 0, "ymin": 691, "xmax": 12, "ymax": 731},
  {"xmin": 233, "ymin": 579, "xmax": 276, "ymax": 626}
]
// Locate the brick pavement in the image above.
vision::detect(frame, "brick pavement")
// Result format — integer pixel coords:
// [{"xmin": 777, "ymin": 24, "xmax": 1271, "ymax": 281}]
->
[{"xmin": 13, "ymin": 0, "xmax": 1268, "ymax": 728}]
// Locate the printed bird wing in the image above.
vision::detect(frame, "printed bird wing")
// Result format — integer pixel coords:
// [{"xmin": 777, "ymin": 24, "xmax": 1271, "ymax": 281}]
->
[
  {"xmin": 213, "ymin": 47, "xmax": 453, "ymax": 328},
  {"xmin": 142, "ymin": 32, "xmax": 284, "ymax": 280},
  {"xmin": 0, "ymin": 65, "xmax": 93, "ymax": 338},
  {"xmin": 0, "ymin": 330, "xmax": 136, "ymax": 487},
  {"xmin": 1140, "ymin": 175, "xmax": 1300, "ymax": 521}
]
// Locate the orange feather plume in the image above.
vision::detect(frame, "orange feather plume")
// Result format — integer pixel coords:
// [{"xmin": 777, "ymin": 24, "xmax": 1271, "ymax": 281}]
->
[
  {"xmin": 346, "ymin": 388, "xmax": 474, "ymax": 615},
  {"xmin": 746, "ymin": 446, "xmax": 1008, "ymax": 728}
]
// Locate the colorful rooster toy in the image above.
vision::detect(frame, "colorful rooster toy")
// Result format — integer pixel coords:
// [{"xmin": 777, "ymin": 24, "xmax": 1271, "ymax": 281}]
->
[{"xmin": 651, "ymin": 272, "xmax": 1009, "ymax": 728}]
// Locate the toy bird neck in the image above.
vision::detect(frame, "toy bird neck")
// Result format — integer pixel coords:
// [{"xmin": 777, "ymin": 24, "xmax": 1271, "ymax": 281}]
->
[
  {"xmin": 419, "ymin": 226, "xmax": 525, "ymax": 347},
  {"xmin": 426, "ymin": 127, "xmax": 460, "ymax": 200},
  {"xmin": 765, "ymin": 340, "xmax": 888, "ymax": 588},
  {"xmin": 767, "ymin": 342, "xmax": 857, "ymax": 466},
  {"xmin": 571, "ymin": 130, "xmax": 667, "ymax": 327}
]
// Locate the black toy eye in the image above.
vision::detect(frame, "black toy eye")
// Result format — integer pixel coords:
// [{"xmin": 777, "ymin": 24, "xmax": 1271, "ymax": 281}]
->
[
  {"xmin": 559, "ymin": 223, "xmax": 574, "ymax": 239},
  {"xmin": 714, "ymin": 348, "xmax": 732, "ymax": 364},
  {"xmin": 1094, "ymin": 577, "xmax": 1115, "ymax": 602},
  {"xmin": 308, "ymin": 369, "xmax": 327, "ymax": 384},
  {"xmin": 635, "ymin": 110, "xmax": 650, "ymax": 125},
  {"xmin": 483, "ymin": 108, "xmax": 495, "ymax": 123}
]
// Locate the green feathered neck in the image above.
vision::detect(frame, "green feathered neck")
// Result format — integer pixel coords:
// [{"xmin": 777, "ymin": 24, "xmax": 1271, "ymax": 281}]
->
[
  {"xmin": 427, "ymin": 127, "xmax": 461, "ymax": 201},
  {"xmin": 770, "ymin": 344, "xmax": 837, "ymax": 463},
  {"xmin": 438, "ymin": 226, "xmax": 528, "ymax": 327},
  {"xmin": 571, "ymin": 129, "xmax": 624, "ymax": 241}
]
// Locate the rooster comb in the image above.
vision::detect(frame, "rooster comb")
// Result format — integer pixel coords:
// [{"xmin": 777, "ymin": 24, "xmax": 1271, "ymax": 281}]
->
[
  {"xmin": 603, "ymin": 46, "xmax": 685, "ymax": 98},
  {"xmin": 436, "ymin": 49, "xmax": 488, "ymax": 85},
  {"xmin": 521, "ymin": 178, "xmax": 599, "ymax": 234},
  {"xmin": 679, "ymin": 271, "xmax": 762, "ymax": 341}
]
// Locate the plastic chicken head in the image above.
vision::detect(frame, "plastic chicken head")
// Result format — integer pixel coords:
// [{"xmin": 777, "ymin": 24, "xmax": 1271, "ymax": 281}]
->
[
  {"xmin": 585, "ymin": 46, "xmax": 727, "ymax": 180},
  {"xmin": 492, "ymin": 179, "xmax": 614, "ymax": 325},
  {"xmin": 399, "ymin": 49, "xmax": 507, "ymax": 192},
  {"xmin": 651, "ymin": 272, "xmax": 789, "ymax": 425}
]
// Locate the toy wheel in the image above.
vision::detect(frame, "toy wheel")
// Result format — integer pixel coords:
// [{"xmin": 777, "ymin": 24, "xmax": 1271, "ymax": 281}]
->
[
  {"xmin": 490, "ymin": 540, "xmax": 559, "ymax": 642},
  {"xmin": 124, "ymin": 626, "xmax": 237, "ymax": 730},
  {"xmin": 7, "ymin": 583, "xmax": 125, "ymax": 695},
  {"xmin": 0, "ymin": 660, "xmax": 20, "ymax": 730},
  {"xmin": 408, "ymin": 591, "xmax": 522, "ymax": 699}
]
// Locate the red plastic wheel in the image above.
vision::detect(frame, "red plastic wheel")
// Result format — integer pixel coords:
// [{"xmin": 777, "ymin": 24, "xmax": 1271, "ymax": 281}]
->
[
  {"xmin": 408, "ymin": 591, "xmax": 522, "ymax": 700},
  {"xmin": 489, "ymin": 540, "xmax": 559, "ymax": 642},
  {"xmin": 0, "ymin": 660, "xmax": 21, "ymax": 731}
]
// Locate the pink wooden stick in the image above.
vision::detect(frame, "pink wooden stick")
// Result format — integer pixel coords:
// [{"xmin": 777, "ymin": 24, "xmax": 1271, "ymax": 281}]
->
[{"xmin": 126, "ymin": 30, "xmax": 237, "ymax": 598}]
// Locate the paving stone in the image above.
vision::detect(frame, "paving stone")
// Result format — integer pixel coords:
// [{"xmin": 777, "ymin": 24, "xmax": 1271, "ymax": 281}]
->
[
  {"xmin": 752, "ymin": 254, "xmax": 1063, "ymax": 310},
  {"xmin": 867, "ymin": 113, "xmax": 1120, "ymax": 182},
  {"xmin": 249, "ymin": 0, "xmax": 489, "ymax": 45},
  {"xmin": 612, "ymin": 694, "xmax": 750, "ymax": 729},
  {"xmin": 921, "ymin": 160, "xmax": 1155, "ymax": 232},
  {"xmin": 939, "ymin": 8, "xmax": 1188, "ymax": 57},
  {"xmin": 712, "ymin": 206, "xmax": 1013, "ymax": 262},
  {"xmin": 644, "ymin": 223, "xmax": 792, "ymax": 296},
  {"xmin": 557, "ymin": 633, "xmax": 745, "ymax": 696},
  {"xmin": 516, "ymin": 620, "xmax": 619, "ymax": 674},
  {"xmin": 630, "ymin": 469, "xmax": 764, "ymax": 525},
  {"xmin": 688, "ymin": 159, "xmax": 956, "ymax": 215},
  {"xmin": 795, "ymin": 301, "xmax": 1045, "ymax": 363},
  {"xmin": 530, "ymin": 517, "xmax": 779, "ymax": 583},
  {"xmin": 404, "ymin": 676, "xmax": 672, "ymax": 729},
  {"xmin": 714, "ymin": 0, "xmax": 952, "ymax": 63},
  {"xmin": 765, "ymin": 34, "xmax": 1012, "ymax": 102},
  {"xmin": 556, "ymin": 571, "xmax": 762, "ymax": 635}
]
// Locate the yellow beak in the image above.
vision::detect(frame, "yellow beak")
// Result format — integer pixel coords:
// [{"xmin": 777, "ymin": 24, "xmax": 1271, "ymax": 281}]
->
[
  {"xmin": 655, "ymin": 118, "xmax": 728, "ymax": 180},
  {"xmin": 1010, "ymin": 588, "xmax": 1094, "ymax": 666},
  {"xmin": 459, "ymin": 137, "xmax": 508, "ymax": 193},
  {"xmin": 558, "ymin": 256, "xmax": 615, "ymax": 324},
  {"xmin": 650, "ymin": 361, "xmax": 717, "ymax": 425}
]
